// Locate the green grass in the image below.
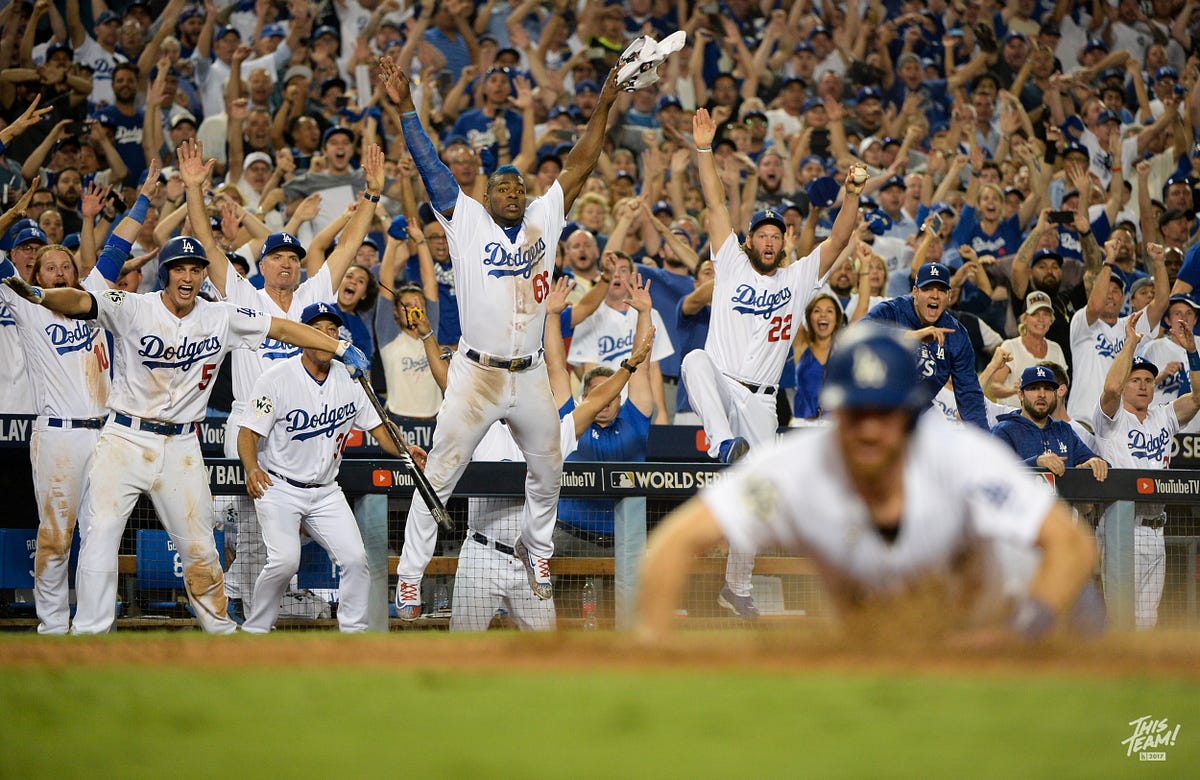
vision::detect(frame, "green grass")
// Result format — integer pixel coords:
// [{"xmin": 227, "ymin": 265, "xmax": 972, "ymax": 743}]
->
[{"xmin": 2, "ymin": 662, "xmax": 1195, "ymax": 778}]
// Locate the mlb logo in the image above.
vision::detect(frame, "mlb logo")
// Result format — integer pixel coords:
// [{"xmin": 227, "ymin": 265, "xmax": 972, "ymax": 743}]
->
[
  {"xmin": 373, "ymin": 470, "xmax": 393, "ymax": 487},
  {"xmin": 1137, "ymin": 478, "xmax": 1156, "ymax": 495},
  {"xmin": 610, "ymin": 471, "xmax": 634, "ymax": 489}
]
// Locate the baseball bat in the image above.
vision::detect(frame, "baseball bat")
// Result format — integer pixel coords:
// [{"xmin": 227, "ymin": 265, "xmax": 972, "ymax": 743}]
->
[{"xmin": 356, "ymin": 374, "xmax": 453, "ymax": 531}]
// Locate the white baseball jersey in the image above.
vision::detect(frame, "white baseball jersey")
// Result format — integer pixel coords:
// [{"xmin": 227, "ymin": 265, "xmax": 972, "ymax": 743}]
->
[
  {"xmin": 1067, "ymin": 309, "xmax": 1153, "ymax": 421},
  {"xmin": 1092, "ymin": 402, "xmax": 1177, "ymax": 470},
  {"xmin": 1138, "ymin": 337, "xmax": 1199, "ymax": 431},
  {"xmin": 241, "ymin": 356, "xmax": 382, "ymax": 486},
  {"xmin": 703, "ymin": 413, "xmax": 1053, "ymax": 599},
  {"xmin": 438, "ymin": 181, "xmax": 564, "ymax": 358},
  {"xmin": 224, "ymin": 260, "xmax": 335, "ymax": 404},
  {"xmin": 93, "ymin": 289, "xmax": 271, "ymax": 423},
  {"xmin": 0, "ymin": 269, "xmax": 110, "ymax": 418},
  {"xmin": 567, "ymin": 303, "xmax": 674, "ymax": 368},
  {"xmin": 706, "ymin": 234, "xmax": 820, "ymax": 386},
  {"xmin": 0, "ymin": 297, "xmax": 35, "ymax": 413}
]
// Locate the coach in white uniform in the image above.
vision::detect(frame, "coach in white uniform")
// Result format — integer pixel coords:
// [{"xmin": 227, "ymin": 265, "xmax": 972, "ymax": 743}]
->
[
  {"xmin": 679, "ymin": 108, "xmax": 863, "ymax": 617},
  {"xmin": 380, "ymin": 58, "xmax": 622, "ymax": 616},
  {"xmin": 4, "ymin": 230, "xmax": 370, "ymax": 634},
  {"xmin": 638, "ymin": 325, "xmax": 1104, "ymax": 642},
  {"xmin": 1094, "ymin": 310, "xmax": 1200, "ymax": 629},
  {"xmin": 237, "ymin": 303, "xmax": 426, "ymax": 634}
]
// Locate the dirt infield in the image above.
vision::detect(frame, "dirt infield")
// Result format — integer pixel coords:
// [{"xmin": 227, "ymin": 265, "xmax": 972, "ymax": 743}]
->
[{"xmin": 2, "ymin": 630, "xmax": 1198, "ymax": 679}]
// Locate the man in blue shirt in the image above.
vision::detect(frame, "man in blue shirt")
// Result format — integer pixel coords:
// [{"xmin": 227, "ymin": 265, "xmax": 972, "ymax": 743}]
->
[
  {"xmin": 992, "ymin": 365, "xmax": 1109, "ymax": 481},
  {"xmin": 865, "ymin": 262, "xmax": 988, "ymax": 429},
  {"xmin": 449, "ymin": 67, "xmax": 523, "ymax": 169}
]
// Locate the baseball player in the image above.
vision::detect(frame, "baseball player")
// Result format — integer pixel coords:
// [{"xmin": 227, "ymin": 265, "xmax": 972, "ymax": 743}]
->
[
  {"xmin": 380, "ymin": 57, "xmax": 622, "ymax": 616},
  {"xmin": 177, "ymin": 138, "xmax": 383, "ymax": 619},
  {"xmin": 1094, "ymin": 310, "xmax": 1200, "ymax": 629},
  {"xmin": 0, "ymin": 226, "xmax": 44, "ymax": 415},
  {"xmin": 237, "ymin": 303, "xmax": 427, "ymax": 633},
  {"xmin": 0, "ymin": 166, "xmax": 166, "ymax": 633},
  {"xmin": 679, "ymin": 108, "xmax": 863, "ymax": 617},
  {"xmin": 637, "ymin": 324, "xmax": 1104, "ymax": 643},
  {"xmin": 3, "ymin": 232, "xmax": 370, "ymax": 634}
]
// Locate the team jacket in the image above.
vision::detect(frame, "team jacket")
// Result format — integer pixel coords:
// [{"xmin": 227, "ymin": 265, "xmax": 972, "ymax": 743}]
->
[
  {"xmin": 990, "ymin": 411, "xmax": 1101, "ymax": 468},
  {"xmin": 865, "ymin": 296, "xmax": 988, "ymax": 429}
]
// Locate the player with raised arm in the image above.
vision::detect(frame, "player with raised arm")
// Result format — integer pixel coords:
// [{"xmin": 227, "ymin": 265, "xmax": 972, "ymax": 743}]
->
[
  {"xmin": 2, "ymin": 218, "xmax": 370, "ymax": 636},
  {"xmin": 379, "ymin": 56, "xmax": 622, "ymax": 616},
  {"xmin": 237, "ymin": 303, "xmax": 427, "ymax": 634},
  {"xmin": 679, "ymin": 107, "xmax": 864, "ymax": 618},
  {"xmin": 638, "ymin": 324, "xmax": 1104, "ymax": 644},
  {"xmin": 177, "ymin": 137, "xmax": 383, "ymax": 620}
]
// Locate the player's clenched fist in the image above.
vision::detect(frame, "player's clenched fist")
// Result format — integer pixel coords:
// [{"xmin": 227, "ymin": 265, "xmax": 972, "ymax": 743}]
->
[{"xmin": 245, "ymin": 467, "xmax": 275, "ymax": 499}]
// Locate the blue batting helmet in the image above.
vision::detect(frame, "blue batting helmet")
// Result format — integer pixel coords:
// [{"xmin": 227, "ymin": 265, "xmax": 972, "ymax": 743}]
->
[
  {"xmin": 260, "ymin": 231, "xmax": 307, "ymax": 261},
  {"xmin": 157, "ymin": 235, "xmax": 210, "ymax": 285},
  {"xmin": 820, "ymin": 324, "xmax": 927, "ymax": 412}
]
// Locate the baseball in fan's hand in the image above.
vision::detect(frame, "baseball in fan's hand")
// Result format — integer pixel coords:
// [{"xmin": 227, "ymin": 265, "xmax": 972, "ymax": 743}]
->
[{"xmin": 851, "ymin": 166, "xmax": 869, "ymax": 186}]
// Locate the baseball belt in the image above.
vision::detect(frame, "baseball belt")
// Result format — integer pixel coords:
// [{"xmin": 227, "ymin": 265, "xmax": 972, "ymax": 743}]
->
[
  {"xmin": 46, "ymin": 417, "xmax": 104, "ymax": 430},
  {"xmin": 110, "ymin": 413, "xmax": 195, "ymax": 436},
  {"xmin": 267, "ymin": 470, "xmax": 327, "ymax": 490},
  {"xmin": 726, "ymin": 374, "xmax": 777, "ymax": 395},
  {"xmin": 462, "ymin": 347, "xmax": 543, "ymax": 372},
  {"xmin": 1139, "ymin": 513, "xmax": 1167, "ymax": 530},
  {"xmin": 470, "ymin": 530, "xmax": 515, "ymax": 556}
]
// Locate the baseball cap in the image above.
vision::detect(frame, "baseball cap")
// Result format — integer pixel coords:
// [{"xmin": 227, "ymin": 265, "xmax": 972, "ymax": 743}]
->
[
  {"xmin": 655, "ymin": 95, "xmax": 682, "ymax": 113},
  {"xmin": 613, "ymin": 169, "xmax": 635, "ymax": 182},
  {"xmin": 741, "ymin": 107, "xmax": 768, "ymax": 123},
  {"xmin": 96, "ymin": 10, "xmax": 121, "ymax": 26},
  {"xmin": 915, "ymin": 262, "xmax": 951, "ymax": 289},
  {"xmin": 748, "ymin": 209, "xmax": 785, "ymax": 234},
  {"xmin": 243, "ymin": 151, "xmax": 274, "ymax": 171},
  {"xmin": 1129, "ymin": 276, "xmax": 1154, "ymax": 297},
  {"xmin": 1031, "ymin": 248, "xmax": 1064, "ymax": 267},
  {"xmin": 62, "ymin": 232, "xmax": 81, "ymax": 250},
  {"xmin": 262, "ymin": 23, "xmax": 286, "ymax": 39},
  {"xmin": 13, "ymin": 227, "xmax": 48, "ymax": 248},
  {"xmin": 793, "ymin": 41, "xmax": 815, "ymax": 54},
  {"xmin": 931, "ymin": 201, "xmax": 957, "ymax": 219},
  {"xmin": 320, "ymin": 77, "xmax": 347, "ymax": 95},
  {"xmin": 1084, "ymin": 38, "xmax": 1108, "ymax": 55},
  {"xmin": 856, "ymin": 86, "xmax": 882, "ymax": 103},
  {"xmin": 1005, "ymin": 31, "xmax": 1027, "ymax": 44},
  {"xmin": 1166, "ymin": 292, "xmax": 1200, "ymax": 318},
  {"xmin": 284, "ymin": 65, "xmax": 313, "ymax": 84},
  {"xmin": 781, "ymin": 76, "xmax": 807, "ymax": 90},
  {"xmin": 800, "ymin": 97, "xmax": 824, "ymax": 114},
  {"xmin": 260, "ymin": 231, "xmax": 307, "ymax": 261},
  {"xmin": 46, "ymin": 41, "xmax": 72, "ymax": 60},
  {"xmin": 807, "ymin": 25, "xmax": 831, "ymax": 41},
  {"xmin": 216, "ymin": 25, "xmax": 240, "ymax": 40},
  {"xmin": 1130, "ymin": 356, "xmax": 1159, "ymax": 378},
  {"xmin": 806, "ymin": 176, "xmax": 840, "ymax": 208},
  {"xmin": 361, "ymin": 235, "xmax": 381, "ymax": 252},
  {"xmin": 864, "ymin": 209, "xmax": 892, "ymax": 235},
  {"xmin": 300, "ymin": 302, "xmax": 344, "ymax": 328},
  {"xmin": 880, "ymin": 174, "xmax": 906, "ymax": 191},
  {"xmin": 1096, "ymin": 109, "xmax": 1121, "ymax": 125},
  {"xmin": 169, "ymin": 112, "xmax": 197, "ymax": 130},
  {"xmin": 322, "ymin": 125, "xmax": 355, "ymax": 145},
  {"xmin": 52, "ymin": 136, "xmax": 81, "ymax": 153},
  {"xmin": 1020, "ymin": 365, "xmax": 1058, "ymax": 390},
  {"xmin": 897, "ymin": 52, "xmax": 921, "ymax": 68},
  {"xmin": 651, "ymin": 200, "xmax": 673, "ymax": 217},
  {"xmin": 1062, "ymin": 140, "xmax": 1090, "ymax": 159},
  {"xmin": 312, "ymin": 25, "xmax": 339, "ymax": 42},
  {"xmin": 1038, "ymin": 21, "xmax": 1061, "ymax": 37},
  {"xmin": 1099, "ymin": 67, "xmax": 1124, "ymax": 83},
  {"xmin": 575, "ymin": 80, "xmax": 600, "ymax": 95},
  {"xmin": 1155, "ymin": 66, "xmax": 1179, "ymax": 83},
  {"xmin": 1025, "ymin": 290, "xmax": 1054, "ymax": 316},
  {"xmin": 177, "ymin": 6, "xmax": 202, "ymax": 26},
  {"xmin": 820, "ymin": 323, "xmax": 926, "ymax": 412}
]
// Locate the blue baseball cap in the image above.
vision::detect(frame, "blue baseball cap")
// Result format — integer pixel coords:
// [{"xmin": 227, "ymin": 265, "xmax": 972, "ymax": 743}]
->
[
  {"xmin": 793, "ymin": 41, "xmax": 815, "ymax": 54},
  {"xmin": 1096, "ymin": 109, "xmax": 1121, "ymax": 125},
  {"xmin": 1130, "ymin": 356, "xmax": 1159, "ymax": 378},
  {"xmin": 1062, "ymin": 139, "xmax": 1090, "ymax": 158},
  {"xmin": 216, "ymin": 25, "xmax": 240, "ymax": 40},
  {"xmin": 1031, "ymin": 248, "xmax": 1064, "ymax": 267},
  {"xmin": 781, "ymin": 76, "xmax": 807, "ymax": 90},
  {"xmin": 655, "ymin": 95, "xmax": 682, "ymax": 113},
  {"xmin": 1084, "ymin": 38, "xmax": 1108, "ymax": 55},
  {"xmin": 748, "ymin": 209, "xmax": 785, "ymax": 234},
  {"xmin": 864, "ymin": 209, "xmax": 892, "ymax": 235},
  {"xmin": 801, "ymin": 97, "xmax": 824, "ymax": 114},
  {"xmin": 880, "ymin": 174, "xmax": 906, "ymax": 191},
  {"xmin": 62, "ymin": 232, "xmax": 81, "ymax": 250},
  {"xmin": 856, "ymin": 86, "xmax": 882, "ymax": 103},
  {"xmin": 312, "ymin": 25, "xmax": 340, "ymax": 42},
  {"xmin": 651, "ymin": 200, "xmax": 673, "ymax": 216},
  {"xmin": 1005, "ymin": 31, "xmax": 1027, "ymax": 43},
  {"xmin": 915, "ymin": 262, "xmax": 952, "ymax": 289},
  {"xmin": 807, "ymin": 26, "xmax": 830, "ymax": 41},
  {"xmin": 177, "ymin": 6, "xmax": 202, "ymax": 25},
  {"xmin": 806, "ymin": 176, "xmax": 840, "ymax": 209},
  {"xmin": 931, "ymin": 201, "xmax": 957, "ymax": 218},
  {"xmin": 1155, "ymin": 66, "xmax": 1179, "ymax": 83},
  {"xmin": 1020, "ymin": 365, "xmax": 1059, "ymax": 390},
  {"xmin": 575, "ymin": 80, "xmax": 600, "ymax": 95},
  {"xmin": 96, "ymin": 10, "xmax": 121, "ymax": 26},
  {"xmin": 820, "ymin": 323, "xmax": 926, "ymax": 412},
  {"xmin": 13, "ymin": 227, "xmax": 48, "ymax": 248},
  {"xmin": 322, "ymin": 125, "xmax": 355, "ymax": 146},
  {"xmin": 259, "ymin": 231, "xmax": 306, "ymax": 260},
  {"xmin": 1, "ymin": 218, "xmax": 39, "ymax": 251},
  {"xmin": 300, "ymin": 302, "xmax": 344, "ymax": 327},
  {"xmin": 262, "ymin": 23, "xmax": 286, "ymax": 39}
]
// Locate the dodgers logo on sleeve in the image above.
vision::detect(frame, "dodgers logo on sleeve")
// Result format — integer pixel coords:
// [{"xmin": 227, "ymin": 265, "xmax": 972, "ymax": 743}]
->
[
  {"xmin": 236, "ymin": 306, "xmax": 263, "ymax": 318},
  {"xmin": 482, "ymin": 238, "xmax": 544, "ymax": 279},
  {"xmin": 284, "ymin": 403, "xmax": 357, "ymax": 441},
  {"xmin": 730, "ymin": 284, "xmax": 792, "ymax": 319}
]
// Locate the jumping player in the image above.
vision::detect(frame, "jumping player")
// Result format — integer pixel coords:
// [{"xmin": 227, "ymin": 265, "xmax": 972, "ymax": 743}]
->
[
  {"xmin": 638, "ymin": 324, "xmax": 1103, "ymax": 643},
  {"xmin": 237, "ymin": 303, "xmax": 427, "ymax": 634},
  {"xmin": 3, "ymin": 235, "xmax": 370, "ymax": 635},
  {"xmin": 379, "ymin": 57, "xmax": 622, "ymax": 617},
  {"xmin": 679, "ymin": 107, "xmax": 863, "ymax": 617}
]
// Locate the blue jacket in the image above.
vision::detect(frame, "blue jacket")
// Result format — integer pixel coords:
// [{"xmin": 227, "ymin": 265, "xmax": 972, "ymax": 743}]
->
[
  {"xmin": 865, "ymin": 296, "xmax": 988, "ymax": 429},
  {"xmin": 991, "ymin": 411, "xmax": 1100, "ymax": 468}
]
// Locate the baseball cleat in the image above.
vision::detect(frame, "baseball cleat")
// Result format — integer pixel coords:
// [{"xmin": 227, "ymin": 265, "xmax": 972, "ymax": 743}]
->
[
  {"xmin": 718, "ymin": 584, "xmax": 760, "ymax": 619},
  {"xmin": 395, "ymin": 580, "xmax": 422, "ymax": 621},
  {"xmin": 226, "ymin": 598, "xmax": 246, "ymax": 625},
  {"xmin": 513, "ymin": 537, "xmax": 553, "ymax": 600},
  {"xmin": 718, "ymin": 437, "xmax": 750, "ymax": 465}
]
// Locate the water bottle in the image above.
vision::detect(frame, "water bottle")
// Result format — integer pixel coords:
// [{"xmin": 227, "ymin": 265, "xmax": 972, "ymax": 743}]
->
[
  {"xmin": 433, "ymin": 580, "xmax": 450, "ymax": 612},
  {"xmin": 581, "ymin": 577, "xmax": 597, "ymax": 631}
]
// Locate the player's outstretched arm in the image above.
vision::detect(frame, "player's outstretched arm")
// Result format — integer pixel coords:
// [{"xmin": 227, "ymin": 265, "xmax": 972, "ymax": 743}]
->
[
  {"xmin": 818, "ymin": 164, "xmax": 866, "ymax": 278},
  {"xmin": 266, "ymin": 317, "xmax": 369, "ymax": 378},
  {"xmin": 237, "ymin": 427, "xmax": 273, "ymax": 500},
  {"xmin": 543, "ymin": 276, "xmax": 575, "ymax": 408},
  {"xmin": 635, "ymin": 497, "xmax": 727, "ymax": 643},
  {"xmin": 94, "ymin": 159, "xmax": 162, "ymax": 284},
  {"xmin": 558, "ymin": 68, "xmax": 620, "ymax": 212},
  {"xmin": 379, "ymin": 57, "xmax": 460, "ymax": 218},
  {"xmin": 1099, "ymin": 309, "xmax": 1142, "ymax": 419},
  {"xmin": 692, "ymin": 108, "xmax": 732, "ymax": 247},
  {"xmin": 178, "ymin": 138, "xmax": 231, "ymax": 295},
  {"xmin": 2, "ymin": 277, "xmax": 94, "ymax": 316}
]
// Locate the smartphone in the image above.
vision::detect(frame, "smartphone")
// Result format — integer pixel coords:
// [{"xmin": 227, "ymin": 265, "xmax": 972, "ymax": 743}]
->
[
  {"xmin": 67, "ymin": 121, "xmax": 87, "ymax": 136},
  {"xmin": 924, "ymin": 213, "xmax": 943, "ymax": 234},
  {"xmin": 1048, "ymin": 210, "xmax": 1074, "ymax": 224},
  {"xmin": 436, "ymin": 69, "xmax": 453, "ymax": 95},
  {"xmin": 334, "ymin": 95, "xmax": 351, "ymax": 108}
]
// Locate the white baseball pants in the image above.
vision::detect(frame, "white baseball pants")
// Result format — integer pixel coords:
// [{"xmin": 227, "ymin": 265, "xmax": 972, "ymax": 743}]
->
[{"xmin": 221, "ymin": 407, "xmax": 265, "ymax": 608}]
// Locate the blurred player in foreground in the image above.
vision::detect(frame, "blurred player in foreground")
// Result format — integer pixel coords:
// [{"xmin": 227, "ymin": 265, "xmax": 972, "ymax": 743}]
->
[{"xmin": 636, "ymin": 324, "xmax": 1104, "ymax": 642}]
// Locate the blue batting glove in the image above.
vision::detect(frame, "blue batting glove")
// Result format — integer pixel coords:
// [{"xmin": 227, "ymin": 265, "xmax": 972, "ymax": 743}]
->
[
  {"xmin": 388, "ymin": 214, "xmax": 409, "ymax": 241},
  {"xmin": 3, "ymin": 276, "xmax": 45, "ymax": 304},
  {"xmin": 334, "ymin": 340, "xmax": 370, "ymax": 379}
]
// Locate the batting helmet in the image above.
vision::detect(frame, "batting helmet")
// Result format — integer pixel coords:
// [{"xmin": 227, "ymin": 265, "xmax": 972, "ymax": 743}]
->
[
  {"xmin": 157, "ymin": 235, "xmax": 210, "ymax": 286},
  {"xmin": 820, "ymin": 324, "xmax": 927, "ymax": 412},
  {"xmin": 260, "ymin": 231, "xmax": 306, "ymax": 261}
]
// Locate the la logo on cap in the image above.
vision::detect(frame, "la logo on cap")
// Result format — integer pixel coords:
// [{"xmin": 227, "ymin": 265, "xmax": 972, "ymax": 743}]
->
[
  {"xmin": 853, "ymin": 348, "xmax": 886, "ymax": 387},
  {"xmin": 182, "ymin": 239, "xmax": 195, "ymax": 252},
  {"xmin": 1037, "ymin": 367, "xmax": 1047, "ymax": 378},
  {"xmin": 929, "ymin": 266, "xmax": 940, "ymax": 277},
  {"xmin": 283, "ymin": 234, "xmax": 294, "ymax": 243}
]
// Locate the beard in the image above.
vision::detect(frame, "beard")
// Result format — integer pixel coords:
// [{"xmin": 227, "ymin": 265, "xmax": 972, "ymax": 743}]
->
[
  {"xmin": 1022, "ymin": 395, "xmax": 1057, "ymax": 422},
  {"xmin": 745, "ymin": 244, "xmax": 779, "ymax": 274}
]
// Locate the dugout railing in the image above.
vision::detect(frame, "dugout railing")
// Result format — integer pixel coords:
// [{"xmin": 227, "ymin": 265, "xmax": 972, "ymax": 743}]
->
[{"xmin": 1, "ymin": 415, "xmax": 1200, "ymax": 631}]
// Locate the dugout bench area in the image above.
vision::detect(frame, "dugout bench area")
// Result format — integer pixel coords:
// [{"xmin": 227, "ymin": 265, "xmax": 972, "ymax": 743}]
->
[{"xmin": 1, "ymin": 415, "xmax": 1200, "ymax": 632}]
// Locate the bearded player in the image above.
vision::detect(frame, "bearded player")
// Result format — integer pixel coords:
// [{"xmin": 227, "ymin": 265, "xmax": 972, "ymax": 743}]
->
[
  {"xmin": 638, "ymin": 324, "xmax": 1104, "ymax": 643},
  {"xmin": 679, "ymin": 107, "xmax": 863, "ymax": 618},
  {"xmin": 379, "ymin": 57, "xmax": 622, "ymax": 617}
]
